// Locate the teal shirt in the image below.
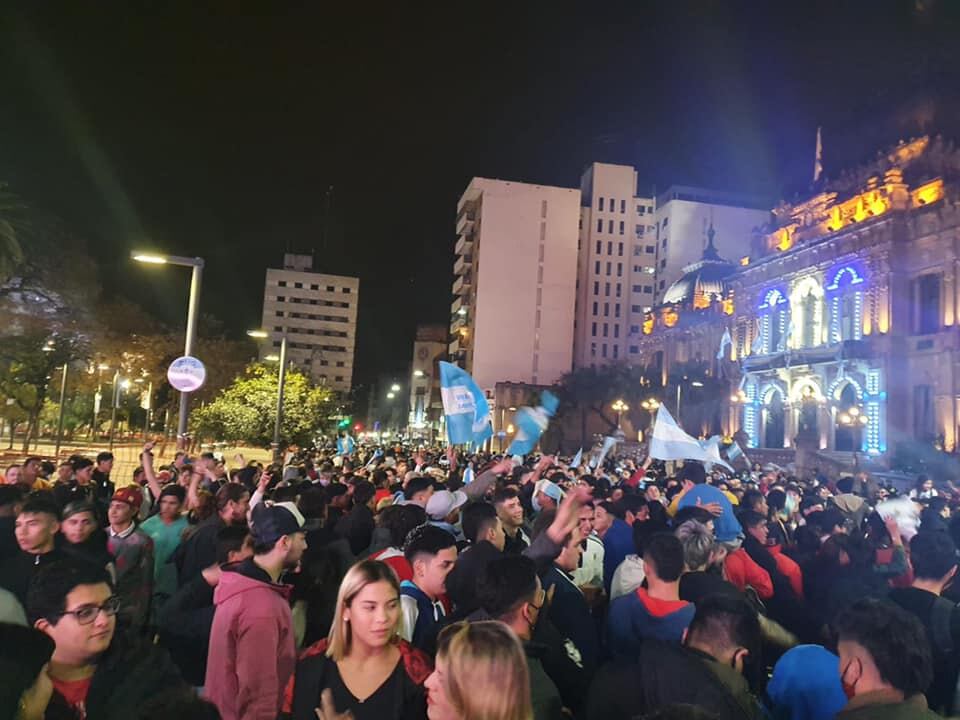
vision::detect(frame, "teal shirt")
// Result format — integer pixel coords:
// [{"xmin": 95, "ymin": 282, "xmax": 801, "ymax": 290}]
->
[{"xmin": 140, "ymin": 514, "xmax": 188, "ymax": 602}]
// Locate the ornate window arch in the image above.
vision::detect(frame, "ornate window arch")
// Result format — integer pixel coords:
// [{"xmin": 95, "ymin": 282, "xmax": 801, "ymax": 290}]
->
[
  {"xmin": 826, "ymin": 262, "xmax": 866, "ymax": 343},
  {"xmin": 790, "ymin": 276, "xmax": 824, "ymax": 348},
  {"xmin": 757, "ymin": 287, "xmax": 789, "ymax": 354}
]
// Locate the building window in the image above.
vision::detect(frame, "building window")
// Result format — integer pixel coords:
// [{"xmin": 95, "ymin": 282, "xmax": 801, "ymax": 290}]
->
[
  {"xmin": 604, "ymin": 303, "xmax": 609, "ymax": 317},
  {"xmin": 616, "ymin": 263, "xmax": 623, "ymax": 277},
  {"xmin": 662, "ymin": 238, "xmax": 667, "ymax": 248},
  {"xmin": 607, "ymin": 242, "xmax": 613, "ymax": 255},
  {"xmin": 343, "ymin": 287, "xmax": 351, "ymax": 293},
  {"xmin": 618, "ymin": 243, "xmax": 624, "ymax": 256},
  {"xmin": 638, "ymin": 206, "xmax": 645, "ymax": 216},
  {"xmin": 646, "ymin": 245, "xmax": 655, "ymax": 253},
  {"xmin": 602, "ymin": 344, "xmax": 608, "ymax": 358},
  {"xmin": 632, "ymin": 285, "xmax": 643, "ymax": 293},
  {"xmin": 914, "ymin": 273, "xmax": 941, "ymax": 335},
  {"xmin": 606, "ymin": 262, "xmax": 612, "ymax": 275},
  {"xmin": 619, "ymin": 221, "xmax": 625, "ymax": 235},
  {"xmin": 593, "ymin": 281, "xmax": 599, "ymax": 295},
  {"xmin": 598, "ymin": 197, "xmax": 604, "ymax": 211},
  {"xmin": 294, "ymin": 282, "xmax": 303, "ymax": 289},
  {"xmin": 608, "ymin": 220, "xmax": 614, "ymax": 234},
  {"xmin": 595, "ymin": 241, "xmax": 601, "ymax": 254},
  {"xmin": 327, "ymin": 286, "xmax": 335, "ymax": 291},
  {"xmin": 615, "ymin": 304, "xmax": 621, "ymax": 318},
  {"xmin": 616, "ymin": 284, "xmax": 622, "ymax": 297},
  {"xmin": 634, "ymin": 245, "xmax": 643, "ymax": 256},
  {"xmin": 595, "ymin": 261, "xmax": 600, "ymax": 274},
  {"xmin": 277, "ymin": 296, "xmax": 286, "ymax": 302},
  {"xmin": 590, "ymin": 342, "xmax": 597, "ymax": 356},
  {"xmin": 335, "ymin": 376, "xmax": 344, "ymax": 382},
  {"xmin": 630, "ymin": 345, "xmax": 639, "ymax": 353},
  {"xmin": 597, "ymin": 219, "xmax": 603, "ymax": 233},
  {"xmin": 605, "ymin": 283, "xmax": 611, "ymax": 296},
  {"xmin": 636, "ymin": 225, "xmax": 644, "ymax": 236},
  {"xmin": 592, "ymin": 301, "xmax": 598, "ymax": 315},
  {"xmin": 591, "ymin": 322, "xmax": 597, "ymax": 336},
  {"xmin": 648, "ymin": 206, "xmax": 653, "ymax": 213},
  {"xmin": 278, "ymin": 280, "xmax": 287, "ymax": 287},
  {"xmin": 310, "ymin": 284, "xmax": 318, "ymax": 290},
  {"xmin": 660, "ymin": 259, "xmax": 666, "ymax": 269},
  {"xmin": 633, "ymin": 265, "xmax": 642, "ymax": 273},
  {"xmin": 620, "ymin": 199, "xmax": 626, "ymax": 213},
  {"xmin": 630, "ymin": 325, "xmax": 639, "ymax": 334},
  {"xmin": 541, "ymin": 200, "xmax": 547, "ymax": 218},
  {"xmin": 614, "ymin": 324, "xmax": 620, "ymax": 338},
  {"xmin": 603, "ymin": 323, "xmax": 609, "ymax": 337},
  {"xmin": 613, "ymin": 344, "xmax": 619, "ymax": 359},
  {"xmin": 659, "ymin": 280, "xmax": 665, "ymax": 289},
  {"xmin": 336, "ymin": 361, "xmax": 345, "ymax": 367},
  {"xmin": 631, "ymin": 305, "xmax": 643, "ymax": 313},
  {"xmin": 662, "ymin": 217, "xmax": 669, "ymax": 228},
  {"xmin": 643, "ymin": 285, "xmax": 653, "ymax": 293},
  {"xmin": 275, "ymin": 311, "xmax": 284, "ymax": 317}
]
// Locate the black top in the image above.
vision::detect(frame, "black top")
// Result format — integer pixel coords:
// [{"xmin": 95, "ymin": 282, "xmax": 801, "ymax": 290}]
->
[{"xmin": 290, "ymin": 654, "xmax": 426, "ymax": 720}]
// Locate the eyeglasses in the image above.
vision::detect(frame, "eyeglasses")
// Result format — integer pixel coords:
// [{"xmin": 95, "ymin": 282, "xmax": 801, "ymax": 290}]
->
[{"xmin": 59, "ymin": 596, "xmax": 121, "ymax": 625}]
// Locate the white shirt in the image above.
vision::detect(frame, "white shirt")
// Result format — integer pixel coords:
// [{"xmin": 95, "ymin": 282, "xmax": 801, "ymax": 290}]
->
[
  {"xmin": 109, "ymin": 522, "xmax": 136, "ymax": 539},
  {"xmin": 610, "ymin": 554, "xmax": 646, "ymax": 601},
  {"xmin": 571, "ymin": 533, "xmax": 604, "ymax": 587}
]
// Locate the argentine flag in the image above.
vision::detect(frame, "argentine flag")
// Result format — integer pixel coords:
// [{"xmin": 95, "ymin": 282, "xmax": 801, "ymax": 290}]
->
[
  {"xmin": 590, "ymin": 435, "xmax": 618, "ymax": 470},
  {"xmin": 570, "ymin": 448, "xmax": 583, "ymax": 469},
  {"xmin": 507, "ymin": 391, "xmax": 560, "ymax": 456},
  {"xmin": 649, "ymin": 405, "xmax": 733, "ymax": 471},
  {"xmin": 337, "ymin": 434, "xmax": 355, "ymax": 456},
  {"xmin": 439, "ymin": 362, "xmax": 493, "ymax": 448}
]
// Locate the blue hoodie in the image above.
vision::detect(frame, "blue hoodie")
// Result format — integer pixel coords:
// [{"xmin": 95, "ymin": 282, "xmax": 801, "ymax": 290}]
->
[
  {"xmin": 766, "ymin": 644, "xmax": 847, "ymax": 720},
  {"xmin": 607, "ymin": 587, "xmax": 695, "ymax": 658},
  {"xmin": 677, "ymin": 484, "xmax": 742, "ymax": 542}
]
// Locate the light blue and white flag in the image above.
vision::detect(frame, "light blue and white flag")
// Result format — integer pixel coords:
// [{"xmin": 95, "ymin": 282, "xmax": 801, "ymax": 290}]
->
[
  {"xmin": 717, "ymin": 327, "xmax": 732, "ymax": 360},
  {"xmin": 649, "ymin": 405, "xmax": 733, "ymax": 471},
  {"xmin": 591, "ymin": 435, "xmax": 618, "ymax": 470},
  {"xmin": 726, "ymin": 440, "xmax": 749, "ymax": 466},
  {"xmin": 570, "ymin": 448, "xmax": 583, "ymax": 469},
  {"xmin": 462, "ymin": 464, "xmax": 475, "ymax": 485},
  {"xmin": 507, "ymin": 391, "xmax": 560, "ymax": 456},
  {"xmin": 364, "ymin": 448, "xmax": 382, "ymax": 469},
  {"xmin": 337, "ymin": 434, "xmax": 355, "ymax": 456},
  {"xmin": 439, "ymin": 362, "xmax": 493, "ymax": 447}
]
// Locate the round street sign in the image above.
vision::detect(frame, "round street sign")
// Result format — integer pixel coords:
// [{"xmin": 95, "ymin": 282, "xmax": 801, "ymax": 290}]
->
[{"xmin": 167, "ymin": 356, "xmax": 207, "ymax": 392}]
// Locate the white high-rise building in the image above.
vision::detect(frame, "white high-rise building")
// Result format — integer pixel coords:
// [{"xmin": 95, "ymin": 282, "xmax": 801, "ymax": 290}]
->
[
  {"xmin": 450, "ymin": 178, "xmax": 580, "ymax": 391},
  {"xmin": 259, "ymin": 253, "xmax": 359, "ymax": 394},
  {"xmin": 574, "ymin": 162, "xmax": 656, "ymax": 367},
  {"xmin": 651, "ymin": 186, "xmax": 770, "ymax": 304}
]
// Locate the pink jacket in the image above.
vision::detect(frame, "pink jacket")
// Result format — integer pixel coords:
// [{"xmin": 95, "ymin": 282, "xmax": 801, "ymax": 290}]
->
[{"xmin": 205, "ymin": 562, "xmax": 295, "ymax": 720}]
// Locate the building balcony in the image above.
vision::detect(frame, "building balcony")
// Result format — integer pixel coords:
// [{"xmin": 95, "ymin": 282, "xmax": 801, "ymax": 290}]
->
[
  {"xmin": 456, "ymin": 212, "xmax": 476, "ymax": 236},
  {"xmin": 451, "ymin": 296, "xmax": 463, "ymax": 316},
  {"xmin": 455, "ymin": 233, "xmax": 474, "ymax": 257},
  {"xmin": 452, "ymin": 273, "xmax": 472, "ymax": 296},
  {"xmin": 452, "ymin": 254, "xmax": 473, "ymax": 276}
]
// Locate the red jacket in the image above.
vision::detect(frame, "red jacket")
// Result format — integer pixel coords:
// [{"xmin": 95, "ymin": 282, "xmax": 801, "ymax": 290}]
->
[
  {"xmin": 769, "ymin": 544, "xmax": 804, "ymax": 599},
  {"xmin": 724, "ymin": 547, "xmax": 773, "ymax": 599},
  {"xmin": 205, "ymin": 560, "xmax": 296, "ymax": 720}
]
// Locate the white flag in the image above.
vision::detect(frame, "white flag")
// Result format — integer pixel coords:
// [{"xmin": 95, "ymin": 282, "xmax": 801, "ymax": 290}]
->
[{"xmin": 649, "ymin": 405, "xmax": 733, "ymax": 471}]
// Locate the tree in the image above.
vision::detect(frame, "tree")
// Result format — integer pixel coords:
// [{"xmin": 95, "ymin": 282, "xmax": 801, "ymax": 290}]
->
[
  {"xmin": 555, "ymin": 363, "xmax": 663, "ymax": 447},
  {"xmin": 0, "ymin": 183, "xmax": 27, "ymax": 281},
  {"xmin": 191, "ymin": 362, "xmax": 335, "ymax": 448},
  {"xmin": 0, "ymin": 328, "xmax": 88, "ymax": 450}
]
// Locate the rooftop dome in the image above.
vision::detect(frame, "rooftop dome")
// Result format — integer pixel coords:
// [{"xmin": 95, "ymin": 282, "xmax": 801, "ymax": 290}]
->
[{"xmin": 661, "ymin": 224, "xmax": 736, "ymax": 306}]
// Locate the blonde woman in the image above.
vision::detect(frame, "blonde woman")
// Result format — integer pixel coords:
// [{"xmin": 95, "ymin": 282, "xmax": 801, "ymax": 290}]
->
[
  {"xmin": 281, "ymin": 559, "xmax": 432, "ymax": 720},
  {"xmin": 424, "ymin": 621, "xmax": 533, "ymax": 720}
]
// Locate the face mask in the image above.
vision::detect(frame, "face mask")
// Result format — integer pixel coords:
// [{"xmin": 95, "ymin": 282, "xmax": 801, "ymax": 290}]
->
[{"xmin": 532, "ymin": 494, "xmax": 542, "ymax": 513}]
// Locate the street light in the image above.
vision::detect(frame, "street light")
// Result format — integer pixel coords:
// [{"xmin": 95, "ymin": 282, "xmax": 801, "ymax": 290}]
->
[
  {"xmin": 131, "ymin": 251, "xmax": 204, "ymax": 439},
  {"xmin": 248, "ymin": 328, "xmax": 287, "ymax": 463},
  {"xmin": 413, "ymin": 369, "xmax": 424, "ymax": 378},
  {"xmin": 676, "ymin": 377, "xmax": 704, "ymax": 425},
  {"xmin": 612, "ymin": 399, "xmax": 629, "ymax": 428},
  {"xmin": 387, "ymin": 392, "xmax": 396, "ymax": 400},
  {"xmin": 390, "ymin": 383, "xmax": 401, "ymax": 393}
]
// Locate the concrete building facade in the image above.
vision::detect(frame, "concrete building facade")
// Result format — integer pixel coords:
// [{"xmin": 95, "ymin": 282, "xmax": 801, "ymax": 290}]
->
[
  {"xmin": 260, "ymin": 253, "xmax": 359, "ymax": 394},
  {"xmin": 574, "ymin": 162, "xmax": 656, "ymax": 367},
  {"xmin": 450, "ymin": 178, "xmax": 580, "ymax": 391},
  {"xmin": 408, "ymin": 324, "xmax": 447, "ymax": 440}
]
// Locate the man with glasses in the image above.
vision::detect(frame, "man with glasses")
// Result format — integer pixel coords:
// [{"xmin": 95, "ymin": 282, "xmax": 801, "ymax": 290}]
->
[{"xmin": 28, "ymin": 559, "xmax": 186, "ymax": 718}]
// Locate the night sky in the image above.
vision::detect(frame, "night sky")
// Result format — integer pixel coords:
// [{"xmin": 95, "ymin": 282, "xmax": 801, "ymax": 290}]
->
[{"xmin": 2, "ymin": 1, "xmax": 959, "ymax": 402}]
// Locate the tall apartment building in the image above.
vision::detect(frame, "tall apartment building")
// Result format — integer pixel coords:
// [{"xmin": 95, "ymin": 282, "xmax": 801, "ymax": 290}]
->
[
  {"xmin": 260, "ymin": 253, "xmax": 359, "ymax": 394},
  {"xmin": 450, "ymin": 178, "xmax": 580, "ymax": 391},
  {"xmin": 651, "ymin": 186, "xmax": 770, "ymax": 304},
  {"xmin": 574, "ymin": 162, "xmax": 656, "ymax": 367}
]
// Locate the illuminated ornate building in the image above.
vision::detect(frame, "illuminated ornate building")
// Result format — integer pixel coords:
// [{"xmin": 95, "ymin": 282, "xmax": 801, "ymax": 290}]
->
[
  {"xmin": 730, "ymin": 135, "xmax": 958, "ymax": 458},
  {"xmin": 639, "ymin": 135, "xmax": 960, "ymax": 464}
]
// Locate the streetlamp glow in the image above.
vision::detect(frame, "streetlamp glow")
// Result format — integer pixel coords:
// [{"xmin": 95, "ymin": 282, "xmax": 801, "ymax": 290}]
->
[
  {"xmin": 131, "ymin": 254, "xmax": 168, "ymax": 265},
  {"xmin": 691, "ymin": 381, "xmax": 704, "ymax": 388},
  {"xmin": 248, "ymin": 327, "xmax": 288, "ymax": 462},
  {"xmin": 264, "ymin": 354, "xmax": 280, "ymax": 362},
  {"xmin": 247, "ymin": 330, "xmax": 269, "ymax": 339},
  {"xmin": 387, "ymin": 392, "xmax": 396, "ymax": 400},
  {"xmin": 390, "ymin": 383, "xmax": 401, "ymax": 392},
  {"xmin": 413, "ymin": 369, "xmax": 424, "ymax": 378},
  {"xmin": 612, "ymin": 399, "xmax": 629, "ymax": 428}
]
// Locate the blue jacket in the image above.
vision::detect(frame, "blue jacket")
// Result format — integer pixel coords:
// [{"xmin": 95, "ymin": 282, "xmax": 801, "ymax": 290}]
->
[
  {"xmin": 399, "ymin": 581, "xmax": 446, "ymax": 656},
  {"xmin": 607, "ymin": 588, "xmax": 695, "ymax": 658},
  {"xmin": 678, "ymin": 485, "xmax": 742, "ymax": 542},
  {"xmin": 602, "ymin": 518, "xmax": 634, "ymax": 594}
]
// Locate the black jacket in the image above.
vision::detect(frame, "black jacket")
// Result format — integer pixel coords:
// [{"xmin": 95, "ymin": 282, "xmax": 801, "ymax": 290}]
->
[
  {"xmin": 335, "ymin": 503, "xmax": 375, "ymax": 556},
  {"xmin": 0, "ymin": 547, "xmax": 64, "ymax": 605},
  {"xmin": 45, "ymin": 635, "xmax": 186, "ymax": 720},
  {"xmin": 157, "ymin": 571, "xmax": 216, "ymax": 686},
  {"xmin": 173, "ymin": 517, "xmax": 226, "ymax": 587},
  {"xmin": 587, "ymin": 640, "xmax": 760, "ymax": 720}
]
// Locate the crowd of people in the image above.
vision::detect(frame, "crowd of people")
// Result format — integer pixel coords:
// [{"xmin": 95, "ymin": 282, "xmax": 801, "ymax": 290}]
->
[{"xmin": 1, "ymin": 439, "xmax": 959, "ymax": 720}]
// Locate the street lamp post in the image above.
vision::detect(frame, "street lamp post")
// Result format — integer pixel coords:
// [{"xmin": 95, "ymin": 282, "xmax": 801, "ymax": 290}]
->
[
  {"xmin": 249, "ymin": 329, "xmax": 287, "ymax": 463},
  {"xmin": 131, "ymin": 252, "xmax": 204, "ymax": 441},
  {"xmin": 54, "ymin": 363, "xmax": 68, "ymax": 458},
  {"xmin": 676, "ymin": 377, "xmax": 704, "ymax": 426},
  {"xmin": 612, "ymin": 399, "xmax": 629, "ymax": 429}
]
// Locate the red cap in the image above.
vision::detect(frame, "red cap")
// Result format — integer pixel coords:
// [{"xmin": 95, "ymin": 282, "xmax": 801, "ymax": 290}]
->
[{"xmin": 111, "ymin": 486, "xmax": 143, "ymax": 508}]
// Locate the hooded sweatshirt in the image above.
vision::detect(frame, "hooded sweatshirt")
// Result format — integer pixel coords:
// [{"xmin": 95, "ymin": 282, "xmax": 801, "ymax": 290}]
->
[
  {"xmin": 205, "ymin": 558, "xmax": 295, "ymax": 720},
  {"xmin": 607, "ymin": 587, "xmax": 694, "ymax": 657}
]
